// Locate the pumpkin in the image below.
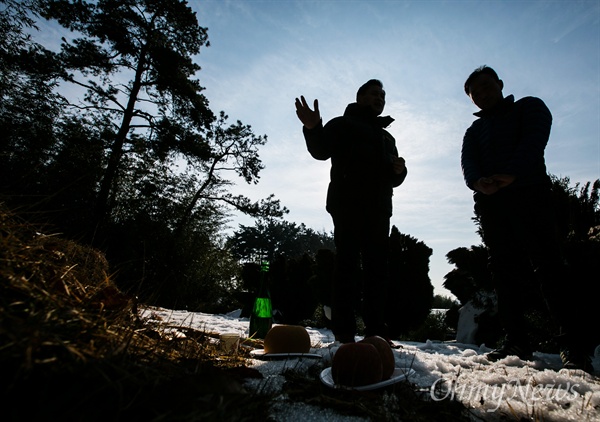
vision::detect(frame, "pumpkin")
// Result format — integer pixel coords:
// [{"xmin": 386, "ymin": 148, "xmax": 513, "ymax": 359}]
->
[
  {"xmin": 263, "ymin": 325, "xmax": 311, "ymax": 354},
  {"xmin": 331, "ymin": 342, "xmax": 383, "ymax": 386},
  {"xmin": 359, "ymin": 336, "xmax": 395, "ymax": 379}
]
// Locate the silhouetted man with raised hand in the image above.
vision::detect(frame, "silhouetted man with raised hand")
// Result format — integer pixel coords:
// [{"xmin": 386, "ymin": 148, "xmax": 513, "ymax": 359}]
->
[
  {"xmin": 461, "ymin": 65, "xmax": 592, "ymax": 372},
  {"xmin": 295, "ymin": 80, "xmax": 407, "ymax": 343}
]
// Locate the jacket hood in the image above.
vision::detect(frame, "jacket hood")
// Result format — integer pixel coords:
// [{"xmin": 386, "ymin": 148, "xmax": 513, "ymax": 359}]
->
[
  {"xmin": 474, "ymin": 95, "xmax": 515, "ymax": 117},
  {"xmin": 344, "ymin": 103, "xmax": 394, "ymax": 128}
]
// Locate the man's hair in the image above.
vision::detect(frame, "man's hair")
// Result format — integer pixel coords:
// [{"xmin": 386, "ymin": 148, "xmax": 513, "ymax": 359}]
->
[
  {"xmin": 357, "ymin": 79, "xmax": 383, "ymax": 101},
  {"xmin": 464, "ymin": 66, "xmax": 501, "ymax": 95}
]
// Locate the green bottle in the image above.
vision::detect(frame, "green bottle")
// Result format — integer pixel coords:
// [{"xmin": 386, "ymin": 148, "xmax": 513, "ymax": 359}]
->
[{"xmin": 249, "ymin": 261, "xmax": 272, "ymax": 339}]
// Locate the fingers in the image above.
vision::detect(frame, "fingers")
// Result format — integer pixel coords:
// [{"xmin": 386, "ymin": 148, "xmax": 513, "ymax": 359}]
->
[
  {"xmin": 294, "ymin": 96, "xmax": 320, "ymax": 129},
  {"xmin": 299, "ymin": 95, "xmax": 307, "ymax": 108},
  {"xmin": 294, "ymin": 96, "xmax": 317, "ymax": 111},
  {"xmin": 475, "ymin": 177, "xmax": 499, "ymax": 195},
  {"xmin": 490, "ymin": 174, "xmax": 516, "ymax": 184}
]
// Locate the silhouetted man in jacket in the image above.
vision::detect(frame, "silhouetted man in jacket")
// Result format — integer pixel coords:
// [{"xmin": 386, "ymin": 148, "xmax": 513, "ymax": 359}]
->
[
  {"xmin": 295, "ymin": 80, "xmax": 407, "ymax": 343},
  {"xmin": 461, "ymin": 65, "xmax": 592, "ymax": 372}
]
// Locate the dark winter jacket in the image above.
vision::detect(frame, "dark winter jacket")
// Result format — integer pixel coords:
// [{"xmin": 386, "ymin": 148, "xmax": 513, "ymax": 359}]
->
[
  {"xmin": 461, "ymin": 95, "xmax": 552, "ymax": 193},
  {"xmin": 303, "ymin": 103, "xmax": 407, "ymax": 217}
]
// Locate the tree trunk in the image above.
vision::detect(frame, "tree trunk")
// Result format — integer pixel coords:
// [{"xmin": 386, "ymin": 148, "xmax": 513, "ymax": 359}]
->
[{"xmin": 94, "ymin": 50, "xmax": 147, "ymax": 228}]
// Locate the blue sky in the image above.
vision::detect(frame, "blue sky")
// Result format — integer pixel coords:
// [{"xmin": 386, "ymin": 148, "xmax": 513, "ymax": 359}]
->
[
  {"xmin": 32, "ymin": 1, "xmax": 599, "ymax": 297},
  {"xmin": 190, "ymin": 0, "xmax": 600, "ymax": 297}
]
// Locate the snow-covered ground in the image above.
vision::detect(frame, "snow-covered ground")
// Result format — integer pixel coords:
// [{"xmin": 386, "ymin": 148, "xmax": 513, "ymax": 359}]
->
[{"xmin": 141, "ymin": 307, "xmax": 600, "ymax": 422}]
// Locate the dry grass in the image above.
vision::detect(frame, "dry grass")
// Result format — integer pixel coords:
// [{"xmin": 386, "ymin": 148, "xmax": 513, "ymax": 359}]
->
[
  {"xmin": 0, "ymin": 204, "xmax": 268, "ymax": 421},
  {"xmin": 0, "ymin": 203, "xmax": 472, "ymax": 421}
]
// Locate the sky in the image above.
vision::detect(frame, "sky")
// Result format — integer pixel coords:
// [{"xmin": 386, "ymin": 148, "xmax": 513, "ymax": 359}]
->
[
  {"xmin": 187, "ymin": 0, "xmax": 600, "ymax": 298},
  {"xmin": 142, "ymin": 306, "xmax": 600, "ymax": 421}
]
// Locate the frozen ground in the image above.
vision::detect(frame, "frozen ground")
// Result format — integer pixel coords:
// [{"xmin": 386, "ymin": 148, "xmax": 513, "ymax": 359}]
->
[{"xmin": 141, "ymin": 307, "xmax": 600, "ymax": 422}]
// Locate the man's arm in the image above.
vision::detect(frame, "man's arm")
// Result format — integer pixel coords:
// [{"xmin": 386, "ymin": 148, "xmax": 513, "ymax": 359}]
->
[
  {"xmin": 461, "ymin": 125, "xmax": 482, "ymax": 190},
  {"xmin": 482, "ymin": 98, "xmax": 552, "ymax": 192},
  {"xmin": 303, "ymin": 123, "xmax": 332, "ymax": 160},
  {"xmin": 390, "ymin": 150, "xmax": 407, "ymax": 187},
  {"xmin": 504, "ymin": 96, "xmax": 552, "ymax": 180},
  {"xmin": 391, "ymin": 162, "xmax": 407, "ymax": 187},
  {"xmin": 461, "ymin": 125, "xmax": 501, "ymax": 194},
  {"xmin": 295, "ymin": 95, "xmax": 334, "ymax": 160}
]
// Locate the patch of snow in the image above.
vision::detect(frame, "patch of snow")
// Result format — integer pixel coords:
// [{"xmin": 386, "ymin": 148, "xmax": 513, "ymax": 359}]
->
[{"xmin": 141, "ymin": 307, "xmax": 600, "ymax": 421}]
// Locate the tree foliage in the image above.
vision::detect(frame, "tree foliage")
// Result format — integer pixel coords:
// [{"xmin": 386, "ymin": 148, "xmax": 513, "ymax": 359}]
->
[
  {"xmin": 229, "ymin": 219, "xmax": 335, "ymax": 322},
  {"xmin": 445, "ymin": 175, "xmax": 600, "ymax": 307},
  {"xmin": 386, "ymin": 226, "xmax": 435, "ymax": 338},
  {"xmin": 443, "ymin": 175, "xmax": 600, "ymax": 350},
  {"xmin": 0, "ymin": 0, "xmax": 287, "ymax": 310},
  {"xmin": 37, "ymin": 0, "xmax": 216, "ymax": 225},
  {"xmin": 431, "ymin": 294, "xmax": 459, "ymax": 309},
  {"xmin": 0, "ymin": 1, "xmax": 64, "ymax": 202},
  {"xmin": 227, "ymin": 219, "xmax": 334, "ymax": 263},
  {"xmin": 443, "ymin": 245, "xmax": 492, "ymax": 306},
  {"xmin": 550, "ymin": 175, "xmax": 600, "ymax": 241}
]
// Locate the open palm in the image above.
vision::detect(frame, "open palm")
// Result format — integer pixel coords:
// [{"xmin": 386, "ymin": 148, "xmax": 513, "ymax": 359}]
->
[{"xmin": 294, "ymin": 96, "xmax": 320, "ymax": 129}]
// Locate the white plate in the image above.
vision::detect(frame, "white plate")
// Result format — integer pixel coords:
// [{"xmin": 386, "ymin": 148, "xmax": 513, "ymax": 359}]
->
[
  {"xmin": 320, "ymin": 367, "xmax": 416, "ymax": 391},
  {"xmin": 250, "ymin": 349, "xmax": 322, "ymax": 359}
]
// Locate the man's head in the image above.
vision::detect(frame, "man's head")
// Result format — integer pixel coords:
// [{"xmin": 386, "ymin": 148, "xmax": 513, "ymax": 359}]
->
[
  {"xmin": 356, "ymin": 79, "xmax": 386, "ymax": 116},
  {"xmin": 464, "ymin": 66, "xmax": 504, "ymax": 111}
]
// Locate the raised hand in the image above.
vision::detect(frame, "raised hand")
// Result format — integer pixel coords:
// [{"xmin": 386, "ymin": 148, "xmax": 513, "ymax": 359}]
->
[{"xmin": 294, "ymin": 96, "xmax": 320, "ymax": 129}]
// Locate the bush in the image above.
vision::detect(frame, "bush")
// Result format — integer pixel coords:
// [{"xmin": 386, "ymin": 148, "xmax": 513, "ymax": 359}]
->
[{"xmin": 400, "ymin": 311, "xmax": 452, "ymax": 343}]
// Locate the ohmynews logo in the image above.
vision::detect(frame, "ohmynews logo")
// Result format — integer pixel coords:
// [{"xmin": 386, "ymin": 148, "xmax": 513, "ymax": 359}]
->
[{"xmin": 429, "ymin": 377, "xmax": 580, "ymax": 412}]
